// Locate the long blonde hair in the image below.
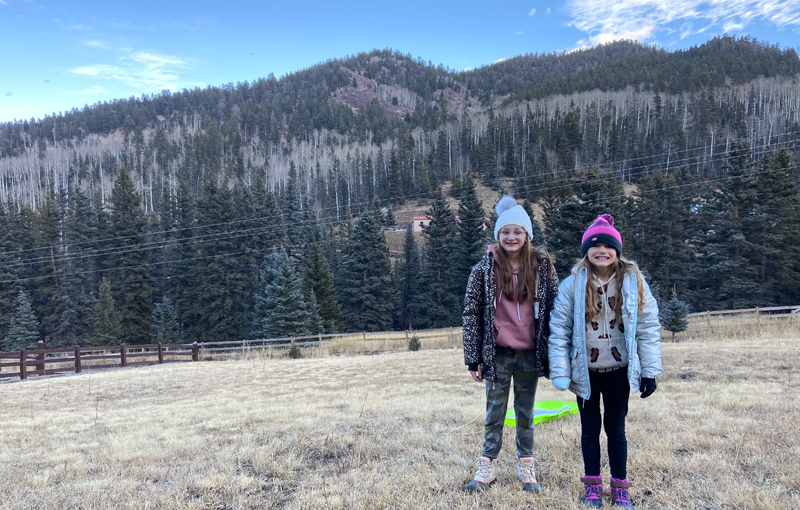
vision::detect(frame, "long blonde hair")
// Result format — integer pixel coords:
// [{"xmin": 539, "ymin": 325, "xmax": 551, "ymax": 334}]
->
[
  {"xmin": 493, "ymin": 236, "xmax": 553, "ymax": 302},
  {"xmin": 576, "ymin": 255, "xmax": 646, "ymax": 323}
]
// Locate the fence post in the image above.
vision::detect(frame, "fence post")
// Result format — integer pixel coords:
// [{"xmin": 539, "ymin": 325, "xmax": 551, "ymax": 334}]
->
[
  {"xmin": 74, "ymin": 345, "xmax": 82, "ymax": 374},
  {"xmin": 756, "ymin": 307, "xmax": 761, "ymax": 327},
  {"xmin": 192, "ymin": 342, "xmax": 199, "ymax": 362},
  {"xmin": 36, "ymin": 341, "xmax": 45, "ymax": 375},
  {"xmin": 120, "ymin": 343, "xmax": 127, "ymax": 367},
  {"xmin": 157, "ymin": 342, "xmax": 164, "ymax": 364},
  {"xmin": 19, "ymin": 349, "xmax": 27, "ymax": 380},
  {"xmin": 318, "ymin": 333, "xmax": 323, "ymax": 348},
  {"xmin": 363, "ymin": 331, "xmax": 367, "ymax": 350},
  {"xmin": 706, "ymin": 311, "xmax": 712, "ymax": 331}
]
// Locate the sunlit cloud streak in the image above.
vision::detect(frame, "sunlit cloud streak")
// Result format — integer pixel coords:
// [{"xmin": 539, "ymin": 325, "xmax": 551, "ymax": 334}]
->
[
  {"xmin": 566, "ymin": 0, "xmax": 800, "ymax": 45},
  {"xmin": 70, "ymin": 50, "xmax": 193, "ymax": 92}
]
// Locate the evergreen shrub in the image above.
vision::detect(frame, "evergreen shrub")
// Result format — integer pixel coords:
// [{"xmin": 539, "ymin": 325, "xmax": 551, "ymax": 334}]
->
[{"xmin": 288, "ymin": 343, "xmax": 303, "ymax": 359}]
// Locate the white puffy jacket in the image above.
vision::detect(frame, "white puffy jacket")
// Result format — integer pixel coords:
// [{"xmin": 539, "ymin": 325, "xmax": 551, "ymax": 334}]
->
[{"xmin": 548, "ymin": 265, "xmax": 663, "ymax": 400}]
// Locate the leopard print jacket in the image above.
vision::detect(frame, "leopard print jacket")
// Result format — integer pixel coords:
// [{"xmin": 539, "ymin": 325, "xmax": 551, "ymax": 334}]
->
[{"xmin": 462, "ymin": 250, "xmax": 559, "ymax": 382}]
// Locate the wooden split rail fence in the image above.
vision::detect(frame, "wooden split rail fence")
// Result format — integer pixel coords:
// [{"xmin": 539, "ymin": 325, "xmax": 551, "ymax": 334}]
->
[
  {"xmin": 0, "ymin": 327, "xmax": 464, "ymax": 380},
  {"xmin": 0, "ymin": 342, "xmax": 199, "ymax": 381},
  {"xmin": 199, "ymin": 327, "xmax": 464, "ymax": 355},
  {"xmin": 685, "ymin": 305, "xmax": 800, "ymax": 333}
]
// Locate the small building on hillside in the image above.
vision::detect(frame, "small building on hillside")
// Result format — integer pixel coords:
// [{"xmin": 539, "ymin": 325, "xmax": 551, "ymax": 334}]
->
[{"xmin": 412, "ymin": 216, "xmax": 432, "ymax": 232}]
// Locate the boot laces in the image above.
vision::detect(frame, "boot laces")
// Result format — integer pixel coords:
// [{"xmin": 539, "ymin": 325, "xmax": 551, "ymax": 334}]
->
[
  {"xmin": 475, "ymin": 460, "xmax": 493, "ymax": 481},
  {"xmin": 614, "ymin": 486, "xmax": 631, "ymax": 503},
  {"xmin": 518, "ymin": 460, "xmax": 537, "ymax": 483},
  {"xmin": 584, "ymin": 483, "xmax": 602, "ymax": 499}
]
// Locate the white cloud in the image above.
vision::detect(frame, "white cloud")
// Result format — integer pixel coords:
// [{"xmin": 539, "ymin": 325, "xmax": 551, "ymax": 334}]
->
[
  {"xmin": 529, "ymin": 8, "xmax": 536, "ymax": 16},
  {"xmin": 516, "ymin": 30, "xmax": 524, "ymax": 35},
  {"xmin": 72, "ymin": 66, "xmax": 102, "ymax": 76},
  {"xmin": 584, "ymin": 20, "xmax": 658, "ymax": 45},
  {"xmin": 70, "ymin": 85, "xmax": 105, "ymax": 95},
  {"xmin": 69, "ymin": 49, "xmax": 192, "ymax": 93},
  {"xmin": 566, "ymin": 0, "xmax": 800, "ymax": 45},
  {"xmin": 547, "ymin": 8, "xmax": 551, "ymax": 14}
]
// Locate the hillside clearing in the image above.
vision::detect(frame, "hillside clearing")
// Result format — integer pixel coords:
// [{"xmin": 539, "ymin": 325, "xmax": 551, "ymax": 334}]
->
[{"xmin": 0, "ymin": 338, "xmax": 798, "ymax": 509}]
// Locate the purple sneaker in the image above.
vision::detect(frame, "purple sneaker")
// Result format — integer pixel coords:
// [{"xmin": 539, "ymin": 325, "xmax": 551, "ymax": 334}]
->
[
  {"xmin": 610, "ymin": 477, "xmax": 634, "ymax": 509},
  {"xmin": 580, "ymin": 475, "xmax": 603, "ymax": 508}
]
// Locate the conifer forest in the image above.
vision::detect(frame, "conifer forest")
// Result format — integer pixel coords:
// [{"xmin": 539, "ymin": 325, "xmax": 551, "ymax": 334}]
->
[{"xmin": 1, "ymin": 36, "xmax": 800, "ymax": 349}]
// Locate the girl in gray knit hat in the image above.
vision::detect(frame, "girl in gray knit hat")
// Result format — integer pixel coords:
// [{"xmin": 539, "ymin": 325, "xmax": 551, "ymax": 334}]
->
[{"xmin": 461, "ymin": 196, "xmax": 559, "ymax": 494}]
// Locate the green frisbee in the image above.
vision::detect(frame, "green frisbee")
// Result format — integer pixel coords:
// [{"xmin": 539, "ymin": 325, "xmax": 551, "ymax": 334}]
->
[{"xmin": 504, "ymin": 400, "xmax": 579, "ymax": 427}]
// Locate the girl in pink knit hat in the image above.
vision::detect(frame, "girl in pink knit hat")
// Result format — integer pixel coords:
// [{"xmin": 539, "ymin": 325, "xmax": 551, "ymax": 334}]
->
[{"xmin": 547, "ymin": 214, "xmax": 663, "ymax": 509}]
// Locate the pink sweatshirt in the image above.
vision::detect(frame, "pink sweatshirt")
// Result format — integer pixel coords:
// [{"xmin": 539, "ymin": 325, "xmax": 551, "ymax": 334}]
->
[{"xmin": 489, "ymin": 246, "xmax": 538, "ymax": 350}]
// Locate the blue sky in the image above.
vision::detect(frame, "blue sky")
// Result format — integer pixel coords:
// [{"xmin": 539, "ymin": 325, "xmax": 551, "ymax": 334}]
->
[{"xmin": 2, "ymin": 0, "xmax": 799, "ymax": 123}]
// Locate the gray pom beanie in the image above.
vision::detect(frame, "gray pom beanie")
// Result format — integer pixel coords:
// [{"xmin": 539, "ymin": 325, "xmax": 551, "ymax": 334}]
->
[{"xmin": 493, "ymin": 196, "xmax": 533, "ymax": 240}]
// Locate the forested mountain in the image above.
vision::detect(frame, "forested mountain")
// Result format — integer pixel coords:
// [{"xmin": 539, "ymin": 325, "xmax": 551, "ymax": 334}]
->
[{"xmin": 0, "ymin": 35, "xmax": 799, "ymax": 348}]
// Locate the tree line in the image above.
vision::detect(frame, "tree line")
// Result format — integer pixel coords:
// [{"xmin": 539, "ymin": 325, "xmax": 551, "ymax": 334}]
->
[{"xmin": 1, "ymin": 141, "xmax": 798, "ymax": 350}]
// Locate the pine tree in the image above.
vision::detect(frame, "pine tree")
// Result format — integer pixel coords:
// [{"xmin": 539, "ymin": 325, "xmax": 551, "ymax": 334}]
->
[
  {"xmin": 387, "ymin": 150, "xmax": 404, "ymax": 204},
  {"xmin": 454, "ymin": 173, "xmax": 488, "ymax": 302},
  {"xmin": 151, "ymin": 295, "xmax": 180, "ymax": 344},
  {"xmin": 305, "ymin": 289, "xmax": 325, "ymax": 336},
  {"xmin": 108, "ymin": 168, "xmax": 153, "ymax": 344},
  {"xmin": 3, "ymin": 290, "xmax": 39, "ymax": 351},
  {"xmin": 521, "ymin": 200, "xmax": 547, "ymax": 248},
  {"xmin": 304, "ymin": 242, "xmax": 343, "ymax": 333},
  {"xmin": 540, "ymin": 173, "xmax": 575, "ymax": 275},
  {"xmin": 283, "ymin": 161, "xmax": 304, "ymax": 247},
  {"xmin": 48, "ymin": 285, "xmax": 81, "ymax": 347},
  {"xmin": 395, "ymin": 227, "xmax": 422, "ymax": 330},
  {"xmin": 337, "ymin": 208, "xmax": 394, "ymax": 332},
  {"xmin": 420, "ymin": 189, "xmax": 459, "ymax": 328},
  {"xmin": 251, "ymin": 250, "xmax": 310, "ymax": 338},
  {"xmin": 749, "ymin": 150, "xmax": 800, "ymax": 304},
  {"xmin": 660, "ymin": 290, "xmax": 689, "ymax": 341},
  {"xmin": 66, "ymin": 186, "xmax": 99, "ymax": 304},
  {"xmin": 689, "ymin": 143, "xmax": 760, "ymax": 310},
  {"xmin": 94, "ymin": 278, "xmax": 122, "ymax": 346},
  {"xmin": 630, "ymin": 170, "xmax": 694, "ymax": 302},
  {"xmin": 183, "ymin": 180, "xmax": 250, "ymax": 343},
  {"xmin": 34, "ymin": 192, "xmax": 63, "ymax": 340}
]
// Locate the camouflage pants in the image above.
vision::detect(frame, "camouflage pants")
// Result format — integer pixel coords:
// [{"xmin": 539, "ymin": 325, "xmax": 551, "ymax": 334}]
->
[{"xmin": 482, "ymin": 346, "xmax": 539, "ymax": 459}]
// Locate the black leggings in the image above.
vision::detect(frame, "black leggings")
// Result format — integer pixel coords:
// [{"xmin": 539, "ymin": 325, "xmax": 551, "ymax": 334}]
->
[{"xmin": 576, "ymin": 366, "xmax": 630, "ymax": 480}]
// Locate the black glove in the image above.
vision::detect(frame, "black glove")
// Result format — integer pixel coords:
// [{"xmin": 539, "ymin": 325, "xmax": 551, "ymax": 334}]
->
[{"xmin": 639, "ymin": 378, "xmax": 657, "ymax": 398}]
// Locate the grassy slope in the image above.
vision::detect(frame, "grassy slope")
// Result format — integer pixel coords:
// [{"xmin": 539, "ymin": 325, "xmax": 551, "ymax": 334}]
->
[{"xmin": 0, "ymin": 337, "xmax": 797, "ymax": 509}]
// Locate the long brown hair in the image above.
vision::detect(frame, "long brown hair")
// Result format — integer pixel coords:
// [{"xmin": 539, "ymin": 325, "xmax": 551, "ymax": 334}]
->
[
  {"xmin": 576, "ymin": 255, "xmax": 646, "ymax": 323},
  {"xmin": 493, "ymin": 236, "xmax": 552, "ymax": 302}
]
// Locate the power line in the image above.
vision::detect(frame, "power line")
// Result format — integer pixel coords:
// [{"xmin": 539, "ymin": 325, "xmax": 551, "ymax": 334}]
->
[
  {"xmin": 0, "ymin": 137, "xmax": 795, "ymax": 275},
  {"xmin": 0, "ymin": 152, "xmax": 796, "ymax": 288}
]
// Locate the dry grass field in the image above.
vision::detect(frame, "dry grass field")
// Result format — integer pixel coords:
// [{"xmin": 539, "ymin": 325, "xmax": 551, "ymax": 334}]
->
[{"xmin": 0, "ymin": 334, "xmax": 798, "ymax": 509}]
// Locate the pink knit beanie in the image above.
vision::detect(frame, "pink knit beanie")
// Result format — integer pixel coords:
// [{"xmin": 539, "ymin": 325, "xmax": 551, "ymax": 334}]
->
[{"xmin": 581, "ymin": 214, "xmax": 622, "ymax": 256}]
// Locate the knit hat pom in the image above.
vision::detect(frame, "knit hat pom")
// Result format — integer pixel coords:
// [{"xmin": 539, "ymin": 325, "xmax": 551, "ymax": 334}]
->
[
  {"xmin": 493, "ymin": 196, "xmax": 533, "ymax": 241},
  {"xmin": 495, "ymin": 196, "xmax": 518, "ymax": 216},
  {"xmin": 581, "ymin": 213, "xmax": 623, "ymax": 256},
  {"xmin": 595, "ymin": 213, "xmax": 615, "ymax": 227}
]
